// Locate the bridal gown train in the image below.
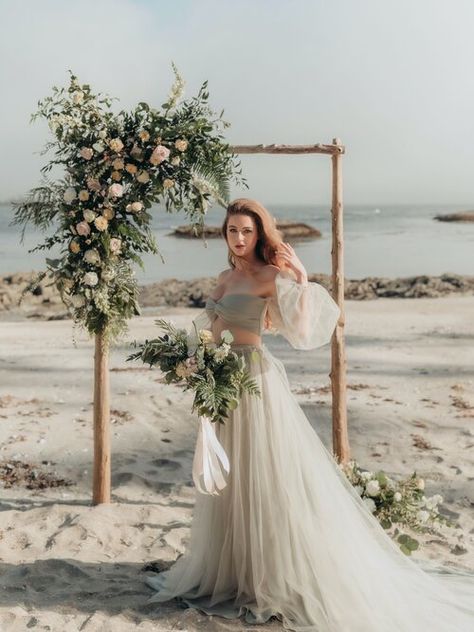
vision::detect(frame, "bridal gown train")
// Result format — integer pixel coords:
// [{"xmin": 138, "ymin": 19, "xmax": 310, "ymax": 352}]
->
[{"xmin": 144, "ymin": 270, "xmax": 474, "ymax": 631}]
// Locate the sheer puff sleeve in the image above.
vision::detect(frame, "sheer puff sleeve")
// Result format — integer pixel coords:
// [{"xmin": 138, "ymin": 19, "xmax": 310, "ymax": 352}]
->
[{"xmin": 265, "ymin": 269, "xmax": 341, "ymax": 350}]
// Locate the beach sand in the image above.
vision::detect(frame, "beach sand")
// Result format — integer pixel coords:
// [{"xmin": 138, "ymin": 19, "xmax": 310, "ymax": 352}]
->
[{"xmin": 0, "ymin": 296, "xmax": 473, "ymax": 631}]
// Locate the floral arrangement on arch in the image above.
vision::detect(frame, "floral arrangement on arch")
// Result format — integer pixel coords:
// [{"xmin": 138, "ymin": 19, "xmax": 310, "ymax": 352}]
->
[{"xmin": 13, "ymin": 65, "xmax": 245, "ymax": 340}]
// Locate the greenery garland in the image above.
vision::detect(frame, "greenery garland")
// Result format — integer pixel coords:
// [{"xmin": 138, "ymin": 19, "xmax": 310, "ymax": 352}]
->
[{"xmin": 12, "ymin": 65, "xmax": 246, "ymax": 341}]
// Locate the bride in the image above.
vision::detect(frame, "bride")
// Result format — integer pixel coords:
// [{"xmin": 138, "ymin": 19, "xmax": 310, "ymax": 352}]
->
[{"xmin": 144, "ymin": 198, "xmax": 474, "ymax": 631}]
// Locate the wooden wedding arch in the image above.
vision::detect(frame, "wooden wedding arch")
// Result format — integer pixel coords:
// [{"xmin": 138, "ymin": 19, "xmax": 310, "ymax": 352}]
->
[
  {"xmin": 92, "ymin": 138, "xmax": 349, "ymax": 504},
  {"xmin": 229, "ymin": 138, "xmax": 349, "ymax": 463}
]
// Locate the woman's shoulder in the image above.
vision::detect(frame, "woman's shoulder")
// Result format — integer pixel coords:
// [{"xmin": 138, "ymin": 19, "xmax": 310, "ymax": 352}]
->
[
  {"xmin": 257, "ymin": 264, "xmax": 280, "ymax": 280},
  {"xmin": 216, "ymin": 268, "xmax": 232, "ymax": 283}
]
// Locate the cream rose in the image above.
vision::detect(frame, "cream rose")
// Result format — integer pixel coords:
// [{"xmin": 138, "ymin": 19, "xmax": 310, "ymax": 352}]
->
[
  {"xmin": 76, "ymin": 221, "xmax": 91, "ymax": 236},
  {"xmin": 109, "ymin": 238, "xmax": 122, "ymax": 254},
  {"xmin": 108, "ymin": 137, "xmax": 124, "ymax": 153},
  {"xmin": 94, "ymin": 216, "xmax": 108, "ymax": 232},
  {"xmin": 111, "ymin": 170, "xmax": 122, "ymax": 181},
  {"xmin": 64, "ymin": 187, "xmax": 77, "ymax": 204},
  {"xmin": 80, "ymin": 147, "xmax": 93, "ymax": 161},
  {"xmin": 174, "ymin": 138, "xmax": 188, "ymax": 152},
  {"xmin": 149, "ymin": 144, "xmax": 170, "ymax": 166},
  {"xmin": 136, "ymin": 170, "xmax": 150, "ymax": 183},
  {"xmin": 139, "ymin": 130, "xmax": 150, "ymax": 142},
  {"xmin": 83, "ymin": 271, "xmax": 99, "ymax": 287},
  {"xmin": 163, "ymin": 178, "xmax": 175, "ymax": 189},
  {"xmin": 71, "ymin": 294, "xmax": 86, "ymax": 308},
  {"xmin": 199, "ymin": 329, "xmax": 214, "ymax": 344},
  {"xmin": 112, "ymin": 158, "xmax": 124, "ymax": 170},
  {"xmin": 78, "ymin": 189, "xmax": 90, "ymax": 202},
  {"xmin": 126, "ymin": 201, "xmax": 144, "ymax": 213},
  {"xmin": 84, "ymin": 248, "xmax": 101, "ymax": 265}
]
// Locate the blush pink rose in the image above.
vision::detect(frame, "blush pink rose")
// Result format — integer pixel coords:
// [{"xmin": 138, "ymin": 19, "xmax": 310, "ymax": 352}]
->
[
  {"xmin": 108, "ymin": 183, "xmax": 124, "ymax": 198},
  {"xmin": 76, "ymin": 221, "xmax": 91, "ymax": 236},
  {"xmin": 149, "ymin": 144, "xmax": 170, "ymax": 166}
]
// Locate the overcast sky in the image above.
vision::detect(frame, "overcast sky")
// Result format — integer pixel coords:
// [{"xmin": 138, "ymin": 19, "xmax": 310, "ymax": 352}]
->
[{"xmin": 1, "ymin": 0, "xmax": 474, "ymax": 206}]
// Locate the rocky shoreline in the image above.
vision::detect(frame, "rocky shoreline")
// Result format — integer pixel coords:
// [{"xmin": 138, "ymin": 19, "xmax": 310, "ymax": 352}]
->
[
  {"xmin": 1, "ymin": 270, "xmax": 473, "ymax": 321},
  {"xmin": 433, "ymin": 211, "xmax": 474, "ymax": 222}
]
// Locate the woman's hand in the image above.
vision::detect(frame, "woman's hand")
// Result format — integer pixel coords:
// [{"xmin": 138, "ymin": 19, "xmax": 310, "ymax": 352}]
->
[{"xmin": 275, "ymin": 242, "xmax": 308, "ymax": 284}]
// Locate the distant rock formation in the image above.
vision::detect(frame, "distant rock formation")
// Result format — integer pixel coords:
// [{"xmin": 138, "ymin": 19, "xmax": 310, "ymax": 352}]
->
[
  {"xmin": 433, "ymin": 211, "xmax": 474, "ymax": 222},
  {"xmin": 171, "ymin": 219, "xmax": 322, "ymax": 240}
]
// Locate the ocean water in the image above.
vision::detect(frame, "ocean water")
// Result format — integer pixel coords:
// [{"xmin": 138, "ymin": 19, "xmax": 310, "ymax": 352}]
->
[{"xmin": 1, "ymin": 203, "xmax": 473, "ymax": 284}]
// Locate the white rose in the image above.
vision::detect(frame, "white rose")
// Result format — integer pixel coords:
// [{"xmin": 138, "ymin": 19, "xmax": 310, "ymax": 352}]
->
[
  {"xmin": 84, "ymin": 249, "xmax": 101, "ymax": 265},
  {"xmin": 393, "ymin": 492, "xmax": 402, "ymax": 502},
  {"xmin": 360, "ymin": 471, "xmax": 373, "ymax": 481},
  {"xmin": 63, "ymin": 187, "xmax": 77, "ymax": 204},
  {"xmin": 214, "ymin": 343, "xmax": 231, "ymax": 363},
  {"xmin": 83, "ymin": 210, "xmax": 96, "ymax": 223},
  {"xmin": 92, "ymin": 142, "xmax": 105, "ymax": 153},
  {"xmin": 354, "ymin": 485, "xmax": 363, "ymax": 496},
  {"xmin": 83, "ymin": 271, "xmax": 99, "ymax": 287},
  {"xmin": 366, "ymin": 480, "xmax": 380, "ymax": 497},
  {"xmin": 363, "ymin": 497, "xmax": 377, "ymax": 514},
  {"xmin": 417, "ymin": 510, "xmax": 430, "ymax": 524},
  {"xmin": 98, "ymin": 130, "xmax": 107, "ymax": 140}
]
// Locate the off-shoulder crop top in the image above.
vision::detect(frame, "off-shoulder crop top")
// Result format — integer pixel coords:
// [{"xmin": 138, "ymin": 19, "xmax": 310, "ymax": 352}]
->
[{"xmin": 205, "ymin": 293, "xmax": 268, "ymax": 336}]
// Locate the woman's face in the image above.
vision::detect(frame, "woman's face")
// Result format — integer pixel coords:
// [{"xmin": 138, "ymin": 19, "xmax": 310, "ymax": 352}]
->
[{"xmin": 226, "ymin": 214, "xmax": 259, "ymax": 259}]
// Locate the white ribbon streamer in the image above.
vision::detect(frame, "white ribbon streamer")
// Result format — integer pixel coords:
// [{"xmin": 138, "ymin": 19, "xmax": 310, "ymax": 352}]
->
[{"xmin": 192, "ymin": 416, "xmax": 230, "ymax": 495}]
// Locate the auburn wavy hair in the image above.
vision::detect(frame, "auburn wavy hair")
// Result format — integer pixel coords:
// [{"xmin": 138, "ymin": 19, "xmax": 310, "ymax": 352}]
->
[{"xmin": 221, "ymin": 198, "xmax": 284, "ymax": 269}]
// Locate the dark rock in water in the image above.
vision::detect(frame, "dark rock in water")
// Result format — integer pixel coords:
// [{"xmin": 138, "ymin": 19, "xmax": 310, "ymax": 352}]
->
[
  {"xmin": 433, "ymin": 211, "xmax": 474, "ymax": 222},
  {"xmin": 171, "ymin": 219, "xmax": 322, "ymax": 240}
]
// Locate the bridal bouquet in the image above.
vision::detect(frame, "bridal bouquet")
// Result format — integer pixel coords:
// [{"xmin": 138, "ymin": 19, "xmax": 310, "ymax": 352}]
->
[
  {"xmin": 128, "ymin": 319, "xmax": 261, "ymax": 425},
  {"xmin": 341, "ymin": 460, "xmax": 454, "ymax": 555}
]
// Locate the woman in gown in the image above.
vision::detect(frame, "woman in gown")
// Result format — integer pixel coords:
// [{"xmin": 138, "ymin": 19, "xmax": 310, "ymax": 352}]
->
[{"xmin": 145, "ymin": 198, "xmax": 474, "ymax": 631}]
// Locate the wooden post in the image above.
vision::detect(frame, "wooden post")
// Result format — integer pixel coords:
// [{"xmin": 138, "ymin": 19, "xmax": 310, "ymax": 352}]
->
[
  {"xmin": 93, "ymin": 331, "xmax": 111, "ymax": 504},
  {"xmin": 330, "ymin": 138, "xmax": 350, "ymax": 463}
]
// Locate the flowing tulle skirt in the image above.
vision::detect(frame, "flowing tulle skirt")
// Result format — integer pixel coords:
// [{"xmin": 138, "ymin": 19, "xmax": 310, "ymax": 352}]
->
[{"xmin": 145, "ymin": 343, "xmax": 474, "ymax": 631}]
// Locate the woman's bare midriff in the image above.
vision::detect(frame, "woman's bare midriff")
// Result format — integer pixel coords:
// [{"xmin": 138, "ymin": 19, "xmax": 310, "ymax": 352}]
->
[{"xmin": 210, "ymin": 316, "xmax": 263, "ymax": 347}]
